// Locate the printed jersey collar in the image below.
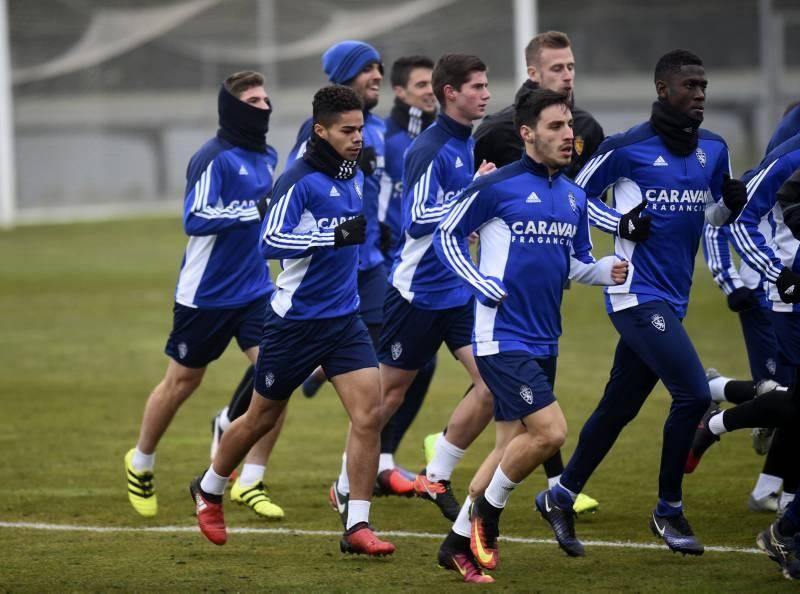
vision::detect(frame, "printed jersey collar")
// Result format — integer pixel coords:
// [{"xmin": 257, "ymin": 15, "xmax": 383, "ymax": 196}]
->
[
  {"xmin": 436, "ymin": 112, "xmax": 473, "ymax": 140},
  {"xmin": 521, "ymin": 153, "xmax": 562, "ymax": 180}
]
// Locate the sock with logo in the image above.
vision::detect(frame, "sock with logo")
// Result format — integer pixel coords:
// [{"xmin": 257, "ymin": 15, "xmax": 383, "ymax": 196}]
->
[
  {"xmin": 752, "ymin": 473, "xmax": 783, "ymax": 501},
  {"xmin": 346, "ymin": 500, "xmax": 370, "ymax": 530},
  {"xmin": 452, "ymin": 495, "xmax": 473, "ymax": 538},
  {"xmin": 238, "ymin": 463, "xmax": 265, "ymax": 488},
  {"xmin": 551, "ymin": 481, "xmax": 577, "ymax": 509},
  {"xmin": 132, "ymin": 447, "xmax": 155, "ymax": 472},
  {"xmin": 484, "ymin": 466, "xmax": 519, "ymax": 509},
  {"xmin": 338, "ymin": 453, "xmax": 350, "ymax": 495},
  {"xmin": 427, "ymin": 435, "xmax": 465, "ymax": 482},
  {"xmin": 200, "ymin": 466, "xmax": 228, "ymax": 496},
  {"xmin": 656, "ymin": 498, "xmax": 682, "ymax": 517},
  {"xmin": 378, "ymin": 453, "xmax": 394, "ymax": 474}
]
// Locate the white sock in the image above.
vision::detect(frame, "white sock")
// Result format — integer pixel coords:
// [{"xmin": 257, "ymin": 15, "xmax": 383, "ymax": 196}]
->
[
  {"xmin": 453, "ymin": 495, "xmax": 473, "ymax": 538},
  {"xmin": 752, "ymin": 473, "xmax": 782, "ymax": 500},
  {"xmin": 201, "ymin": 466, "xmax": 228, "ymax": 496},
  {"xmin": 426, "ymin": 435, "xmax": 465, "ymax": 482},
  {"xmin": 556, "ymin": 479, "xmax": 578, "ymax": 502},
  {"xmin": 548, "ymin": 474, "xmax": 561, "ymax": 489},
  {"xmin": 338, "ymin": 453, "xmax": 350, "ymax": 495},
  {"xmin": 484, "ymin": 466, "xmax": 519, "ymax": 509},
  {"xmin": 218, "ymin": 406, "xmax": 232, "ymax": 431},
  {"xmin": 708, "ymin": 376, "xmax": 731, "ymax": 402},
  {"xmin": 132, "ymin": 448, "xmax": 155, "ymax": 471},
  {"xmin": 378, "ymin": 453, "xmax": 395, "ymax": 474},
  {"xmin": 238, "ymin": 463, "xmax": 265, "ymax": 488},
  {"xmin": 779, "ymin": 492, "xmax": 795, "ymax": 513},
  {"xmin": 708, "ymin": 411, "xmax": 728, "ymax": 435},
  {"xmin": 346, "ymin": 500, "xmax": 370, "ymax": 530}
]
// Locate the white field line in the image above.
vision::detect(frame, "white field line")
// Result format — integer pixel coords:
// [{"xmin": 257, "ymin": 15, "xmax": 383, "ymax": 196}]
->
[{"xmin": 0, "ymin": 521, "xmax": 762, "ymax": 555}]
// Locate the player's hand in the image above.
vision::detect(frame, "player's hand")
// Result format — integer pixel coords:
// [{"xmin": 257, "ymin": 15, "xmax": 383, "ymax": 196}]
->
[
  {"xmin": 334, "ymin": 215, "xmax": 367, "ymax": 247},
  {"xmin": 474, "ymin": 159, "xmax": 496, "ymax": 178},
  {"xmin": 776, "ymin": 268, "xmax": 800, "ymax": 304},
  {"xmin": 721, "ymin": 174, "xmax": 747, "ymax": 214},
  {"xmin": 617, "ymin": 199, "xmax": 651, "ymax": 242},
  {"xmin": 610, "ymin": 259, "xmax": 629, "ymax": 284},
  {"xmin": 476, "ymin": 276, "xmax": 507, "ymax": 308},
  {"xmin": 726, "ymin": 286, "xmax": 758, "ymax": 312},
  {"xmin": 257, "ymin": 193, "xmax": 271, "ymax": 221},
  {"xmin": 379, "ymin": 221, "xmax": 393, "ymax": 253}
]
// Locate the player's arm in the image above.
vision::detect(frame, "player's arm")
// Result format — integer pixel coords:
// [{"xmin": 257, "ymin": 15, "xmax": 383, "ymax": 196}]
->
[
  {"xmin": 702, "ymin": 224, "xmax": 744, "ymax": 295},
  {"xmin": 405, "ymin": 154, "xmax": 457, "ymax": 238},
  {"xmin": 433, "ymin": 188, "xmax": 508, "ymax": 307},
  {"xmin": 705, "ymin": 146, "xmax": 747, "ymax": 226},
  {"xmin": 183, "ymin": 159, "xmax": 260, "ymax": 236},
  {"xmin": 568, "ymin": 197, "xmax": 628, "ymax": 285}
]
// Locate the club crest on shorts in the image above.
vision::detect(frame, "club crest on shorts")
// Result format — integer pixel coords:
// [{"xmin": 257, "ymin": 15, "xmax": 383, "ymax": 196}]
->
[
  {"xmin": 766, "ymin": 358, "xmax": 777, "ymax": 376},
  {"xmin": 650, "ymin": 313, "xmax": 666, "ymax": 332},
  {"xmin": 264, "ymin": 372, "xmax": 275, "ymax": 388},
  {"xmin": 519, "ymin": 384, "xmax": 534, "ymax": 405},
  {"xmin": 391, "ymin": 341, "xmax": 403, "ymax": 361},
  {"xmin": 177, "ymin": 342, "xmax": 188, "ymax": 359},
  {"xmin": 568, "ymin": 191, "xmax": 578, "ymax": 213},
  {"xmin": 695, "ymin": 148, "xmax": 706, "ymax": 168}
]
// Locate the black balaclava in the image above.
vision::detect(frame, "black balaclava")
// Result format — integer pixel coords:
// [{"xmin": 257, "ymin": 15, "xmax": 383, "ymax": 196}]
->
[
  {"xmin": 649, "ymin": 97, "xmax": 701, "ymax": 156},
  {"xmin": 216, "ymin": 85, "xmax": 271, "ymax": 153},
  {"xmin": 390, "ymin": 97, "xmax": 436, "ymax": 139}
]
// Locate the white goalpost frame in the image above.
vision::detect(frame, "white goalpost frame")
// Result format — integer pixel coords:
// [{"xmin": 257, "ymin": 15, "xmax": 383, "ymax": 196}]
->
[
  {"xmin": 513, "ymin": 0, "xmax": 538, "ymax": 85},
  {"xmin": 0, "ymin": 0, "xmax": 15, "ymax": 230}
]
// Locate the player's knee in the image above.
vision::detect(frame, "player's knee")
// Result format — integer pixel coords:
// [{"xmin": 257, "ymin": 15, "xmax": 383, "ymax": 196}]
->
[
  {"xmin": 163, "ymin": 372, "xmax": 202, "ymax": 401},
  {"xmin": 351, "ymin": 402, "xmax": 383, "ymax": 434},
  {"xmin": 540, "ymin": 424, "xmax": 567, "ymax": 453}
]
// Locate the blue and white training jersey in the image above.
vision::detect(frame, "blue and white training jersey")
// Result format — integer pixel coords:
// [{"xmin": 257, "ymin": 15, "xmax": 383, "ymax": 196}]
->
[
  {"xmin": 380, "ymin": 114, "xmax": 414, "ymax": 262},
  {"xmin": 731, "ymin": 135, "xmax": 800, "ymax": 313},
  {"xmin": 576, "ymin": 122, "xmax": 730, "ymax": 317},
  {"xmin": 434, "ymin": 154, "xmax": 617, "ymax": 358},
  {"xmin": 260, "ymin": 158, "xmax": 366, "ymax": 320},
  {"xmin": 287, "ymin": 113, "xmax": 386, "ymax": 273},
  {"xmin": 390, "ymin": 113, "xmax": 476, "ymax": 310},
  {"xmin": 702, "ymin": 223, "xmax": 766, "ymax": 303},
  {"xmin": 176, "ymin": 138, "xmax": 278, "ymax": 309},
  {"xmin": 766, "ymin": 104, "xmax": 800, "ymax": 156}
]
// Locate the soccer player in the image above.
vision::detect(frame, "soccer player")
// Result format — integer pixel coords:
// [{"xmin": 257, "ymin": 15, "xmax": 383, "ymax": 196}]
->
[
  {"xmin": 472, "ymin": 29, "xmax": 604, "ymax": 515},
  {"xmin": 432, "ymin": 88, "xmax": 627, "ymax": 582},
  {"xmin": 375, "ymin": 55, "xmax": 439, "ymax": 494},
  {"xmin": 190, "ymin": 85, "xmax": 395, "ymax": 556},
  {"xmin": 537, "ymin": 49, "xmax": 748, "ymax": 556},
  {"xmin": 373, "ymin": 53, "xmax": 495, "ymax": 522},
  {"xmin": 124, "ymin": 71, "xmax": 285, "ymax": 519}
]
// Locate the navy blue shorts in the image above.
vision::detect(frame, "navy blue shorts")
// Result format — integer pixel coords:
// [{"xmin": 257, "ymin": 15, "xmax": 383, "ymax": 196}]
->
[
  {"xmin": 476, "ymin": 352, "xmax": 557, "ymax": 421},
  {"xmin": 358, "ymin": 262, "xmax": 388, "ymax": 326},
  {"xmin": 254, "ymin": 309, "xmax": 378, "ymax": 400},
  {"xmin": 164, "ymin": 294, "xmax": 268, "ymax": 368},
  {"xmin": 740, "ymin": 307, "xmax": 792, "ymax": 385},
  {"xmin": 378, "ymin": 286, "xmax": 473, "ymax": 370},
  {"xmin": 772, "ymin": 311, "xmax": 800, "ymax": 367}
]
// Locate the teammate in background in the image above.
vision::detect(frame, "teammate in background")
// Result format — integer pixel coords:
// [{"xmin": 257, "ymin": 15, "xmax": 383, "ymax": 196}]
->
[
  {"xmin": 537, "ymin": 49, "xmax": 748, "ymax": 557},
  {"xmin": 124, "ymin": 71, "xmax": 285, "ymax": 519},
  {"xmin": 190, "ymin": 85, "xmax": 394, "ymax": 556},
  {"xmin": 433, "ymin": 88, "xmax": 627, "ymax": 582},
  {"xmin": 474, "ymin": 30, "xmax": 603, "ymax": 175},
  {"xmin": 369, "ymin": 54, "xmax": 495, "ymax": 523},
  {"xmin": 375, "ymin": 55, "xmax": 440, "ymax": 493},
  {"xmin": 473, "ymin": 29, "xmax": 604, "ymax": 515},
  {"xmin": 766, "ymin": 101, "xmax": 800, "ymax": 156}
]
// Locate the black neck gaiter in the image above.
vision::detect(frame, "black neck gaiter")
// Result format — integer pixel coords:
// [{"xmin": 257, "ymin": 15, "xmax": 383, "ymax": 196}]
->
[
  {"xmin": 303, "ymin": 134, "xmax": 360, "ymax": 180},
  {"xmin": 390, "ymin": 98, "xmax": 436, "ymax": 139},
  {"xmin": 649, "ymin": 98, "xmax": 701, "ymax": 156},
  {"xmin": 216, "ymin": 85, "xmax": 271, "ymax": 153}
]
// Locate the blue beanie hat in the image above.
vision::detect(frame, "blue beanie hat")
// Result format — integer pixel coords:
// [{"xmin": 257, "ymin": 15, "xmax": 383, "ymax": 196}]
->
[{"xmin": 322, "ymin": 40, "xmax": 382, "ymax": 84}]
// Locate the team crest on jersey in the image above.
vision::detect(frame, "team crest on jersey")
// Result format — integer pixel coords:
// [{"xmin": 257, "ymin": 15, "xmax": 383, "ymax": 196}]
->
[
  {"xmin": 353, "ymin": 180, "xmax": 363, "ymax": 199},
  {"xmin": 519, "ymin": 385, "xmax": 534, "ymax": 405},
  {"xmin": 391, "ymin": 342, "xmax": 403, "ymax": 361},
  {"xmin": 650, "ymin": 313, "xmax": 666, "ymax": 332},
  {"xmin": 766, "ymin": 358, "xmax": 777, "ymax": 376},
  {"xmin": 574, "ymin": 136, "xmax": 584, "ymax": 156},
  {"xmin": 695, "ymin": 148, "xmax": 706, "ymax": 168},
  {"xmin": 177, "ymin": 342, "xmax": 188, "ymax": 359},
  {"xmin": 568, "ymin": 191, "xmax": 578, "ymax": 213},
  {"xmin": 264, "ymin": 372, "xmax": 276, "ymax": 388}
]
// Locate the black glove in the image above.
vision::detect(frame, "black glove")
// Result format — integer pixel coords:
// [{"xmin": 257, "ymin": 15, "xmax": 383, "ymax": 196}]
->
[
  {"xmin": 777, "ymin": 169, "xmax": 800, "ymax": 239},
  {"xmin": 726, "ymin": 286, "xmax": 759, "ymax": 312},
  {"xmin": 721, "ymin": 175, "xmax": 747, "ymax": 214},
  {"xmin": 617, "ymin": 199, "xmax": 651, "ymax": 241},
  {"xmin": 359, "ymin": 146, "xmax": 377, "ymax": 176},
  {"xmin": 776, "ymin": 268, "xmax": 800, "ymax": 304},
  {"xmin": 333, "ymin": 215, "xmax": 367, "ymax": 247},
  {"xmin": 379, "ymin": 221, "xmax": 392, "ymax": 254},
  {"xmin": 256, "ymin": 193, "xmax": 271, "ymax": 221}
]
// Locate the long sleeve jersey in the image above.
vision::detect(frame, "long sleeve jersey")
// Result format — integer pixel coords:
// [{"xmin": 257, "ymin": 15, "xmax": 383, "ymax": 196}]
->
[
  {"xmin": 380, "ymin": 114, "xmax": 414, "ymax": 260},
  {"xmin": 702, "ymin": 223, "xmax": 765, "ymax": 300},
  {"xmin": 260, "ymin": 158, "xmax": 366, "ymax": 320},
  {"xmin": 175, "ymin": 137, "xmax": 277, "ymax": 309},
  {"xmin": 766, "ymin": 104, "xmax": 800, "ymax": 156},
  {"xmin": 731, "ymin": 135, "xmax": 800, "ymax": 313},
  {"xmin": 434, "ymin": 154, "xmax": 617, "ymax": 358},
  {"xmin": 575, "ymin": 122, "xmax": 730, "ymax": 317},
  {"xmin": 389, "ymin": 113, "xmax": 476, "ymax": 310},
  {"xmin": 287, "ymin": 113, "xmax": 386, "ymax": 273}
]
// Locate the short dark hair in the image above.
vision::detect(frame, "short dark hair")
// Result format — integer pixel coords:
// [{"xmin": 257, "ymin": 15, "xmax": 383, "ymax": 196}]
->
[
  {"xmin": 432, "ymin": 54, "xmax": 487, "ymax": 105},
  {"xmin": 390, "ymin": 55, "xmax": 435, "ymax": 88},
  {"xmin": 525, "ymin": 31, "xmax": 571, "ymax": 67},
  {"xmin": 224, "ymin": 71, "xmax": 265, "ymax": 98},
  {"xmin": 312, "ymin": 85, "xmax": 363, "ymax": 127},
  {"xmin": 653, "ymin": 49, "xmax": 703, "ymax": 83},
  {"xmin": 513, "ymin": 88, "xmax": 571, "ymax": 130}
]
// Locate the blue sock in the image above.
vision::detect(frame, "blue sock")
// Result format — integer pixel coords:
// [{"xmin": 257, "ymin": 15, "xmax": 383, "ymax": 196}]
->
[
  {"xmin": 551, "ymin": 483, "xmax": 576, "ymax": 509},
  {"xmin": 656, "ymin": 498, "xmax": 682, "ymax": 517}
]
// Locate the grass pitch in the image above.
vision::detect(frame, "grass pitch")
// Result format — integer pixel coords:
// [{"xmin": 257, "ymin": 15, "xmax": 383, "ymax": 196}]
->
[{"xmin": 0, "ymin": 217, "xmax": 795, "ymax": 592}]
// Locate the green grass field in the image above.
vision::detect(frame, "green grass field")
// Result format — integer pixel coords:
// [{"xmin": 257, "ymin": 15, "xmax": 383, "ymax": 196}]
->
[{"xmin": 0, "ymin": 217, "xmax": 795, "ymax": 592}]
